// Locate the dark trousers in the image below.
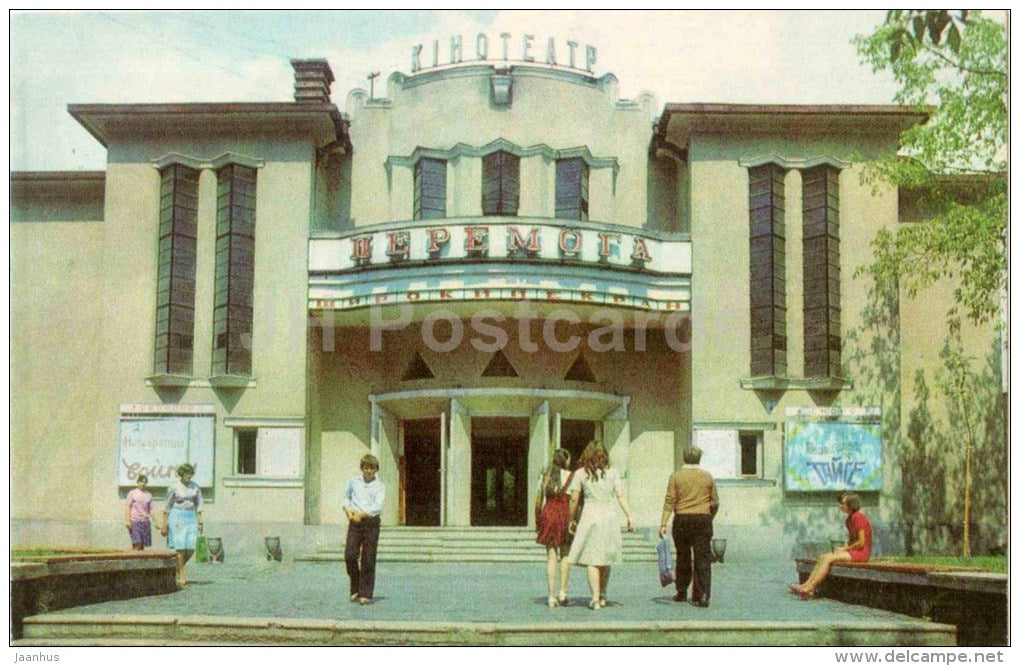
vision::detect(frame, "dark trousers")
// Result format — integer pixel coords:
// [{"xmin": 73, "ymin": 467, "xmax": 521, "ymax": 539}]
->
[
  {"xmin": 345, "ymin": 515, "xmax": 380, "ymax": 599},
  {"xmin": 672, "ymin": 513, "xmax": 713, "ymax": 602}
]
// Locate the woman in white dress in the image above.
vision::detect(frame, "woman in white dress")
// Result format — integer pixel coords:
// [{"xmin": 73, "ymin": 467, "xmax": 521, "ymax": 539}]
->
[{"xmin": 566, "ymin": 441, "xmax": 634, "ymax": 610}]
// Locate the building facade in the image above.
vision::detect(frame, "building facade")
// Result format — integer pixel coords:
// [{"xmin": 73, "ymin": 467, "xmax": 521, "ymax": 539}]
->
[{"xmin": 11, "ymin": 53, "xmax": 1003, "ymax": 560}]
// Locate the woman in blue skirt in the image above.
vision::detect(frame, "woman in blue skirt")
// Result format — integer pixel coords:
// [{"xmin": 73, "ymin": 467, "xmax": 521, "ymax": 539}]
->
[{"xmin": 160, "ymin": 463, "xmax": 203, "ymax": 588}]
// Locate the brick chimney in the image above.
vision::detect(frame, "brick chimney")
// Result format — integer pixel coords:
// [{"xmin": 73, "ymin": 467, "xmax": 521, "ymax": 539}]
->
[{"xmin": 291, "ymin": 59, "xmax": 335, "ymax": 103}]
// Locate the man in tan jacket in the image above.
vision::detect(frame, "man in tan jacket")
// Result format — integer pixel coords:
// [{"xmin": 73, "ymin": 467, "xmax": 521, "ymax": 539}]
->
[{"xmin": 659, "ymin": 446, "xmax": 719, "ymax": 607}]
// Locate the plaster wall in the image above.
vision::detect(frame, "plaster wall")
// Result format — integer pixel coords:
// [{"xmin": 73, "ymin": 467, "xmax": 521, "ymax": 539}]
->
[
  {"xmin": 11, "ymin": 193, "xmax": 104, "ymax": 527},
  {"xmin": 346, "ymin": 68, "xmax": 658, "ymax": 229}
]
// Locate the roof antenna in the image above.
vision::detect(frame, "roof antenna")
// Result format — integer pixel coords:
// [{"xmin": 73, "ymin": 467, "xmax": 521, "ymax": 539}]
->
[{"xmin": 367, "ymin": 71, "xmax": 380, "ymax": 100}]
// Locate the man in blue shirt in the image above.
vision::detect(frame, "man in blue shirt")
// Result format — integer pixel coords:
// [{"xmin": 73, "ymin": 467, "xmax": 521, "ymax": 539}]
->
[{"xmin": 342, "ymin": 454, "xmax": 386, "ymax": 605}]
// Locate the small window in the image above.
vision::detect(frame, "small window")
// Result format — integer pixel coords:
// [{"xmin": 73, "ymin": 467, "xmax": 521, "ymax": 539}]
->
[
  {"xmin": 414, "ymin": 158, "xmax": 447, "ymax": 220},
  {"xmin": 739, "ymin": 431, "xmax": 762, "ymax": 477},
  {"xmin": 693, "ymin": 429, "xmax": 763, "ymax": 479},
  {"xmin": 236, "ymin": 429, "xmax": 258, "ymax": 474},
  {"xmin": 555, "ymin": 158, "xmax": 589, "ymax": 221},
  {"xmin": 233, "ymin": 427, "xmax": 303, "ymax": 478},
  {"xmin": 482, "ymin": 151, "xmax": 519, "ymax": 216}
]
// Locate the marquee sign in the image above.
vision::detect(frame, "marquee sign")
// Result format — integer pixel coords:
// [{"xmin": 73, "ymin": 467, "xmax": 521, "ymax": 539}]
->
[
  {"xmin": 411, "ymin": 34, "xmax": 598, "ymax": 74},
  {"xmin": 309, "ymin": 222, "xmax": 690, "ymax": 275},
  {"xmin": 118, "ymin": 407, "xmax": 215, "ymax": 488}
]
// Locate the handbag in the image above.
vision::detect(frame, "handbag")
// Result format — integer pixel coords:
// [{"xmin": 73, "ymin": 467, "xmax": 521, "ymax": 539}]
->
[{"xmin": 656, "ymin": 537, "xmax": 675, "ymax": 587}]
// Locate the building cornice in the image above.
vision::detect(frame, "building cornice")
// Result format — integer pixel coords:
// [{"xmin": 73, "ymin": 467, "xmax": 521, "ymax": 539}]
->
[
  {"xmin": 10, "ymin": 171, "xmax": 106, "ymax": 182},
  {"xmin": 151, "ymin": 152, "xmax": 266, "ymax": 171},
  {"xmin": 738, "ymin": 154, "xmax": 852, "ymax": 170},
  {"xmin": 656, "ymin": 102, "xmax": 930, "ymax": 145},
  {"xmin": 386, "ymin": 138, "xmax": 619, "ymax": 175},
  {"xmin": 68, "ymin": 102, "xmax": 350, "ymax": 152}
]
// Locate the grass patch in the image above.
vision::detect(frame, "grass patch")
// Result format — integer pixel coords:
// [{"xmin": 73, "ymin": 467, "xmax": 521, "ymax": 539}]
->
[
  {"xmin": 11, "ymin": 547, "xmax": 118, "ymax": 559},
  {"xmin": 872, "ymin": 556, "xmax": 1007, "ymax": 573}
]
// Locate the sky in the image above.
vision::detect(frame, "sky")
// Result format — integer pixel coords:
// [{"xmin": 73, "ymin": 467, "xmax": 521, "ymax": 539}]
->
[{"xmin": 9, "ymin": 10, "xmax": 905, "ymax": 171}]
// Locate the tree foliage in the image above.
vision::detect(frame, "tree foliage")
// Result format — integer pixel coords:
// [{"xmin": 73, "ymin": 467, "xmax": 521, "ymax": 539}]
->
[{"xmin": 854, "ymin": 11, "xmax": 1006, "ymax": 328}]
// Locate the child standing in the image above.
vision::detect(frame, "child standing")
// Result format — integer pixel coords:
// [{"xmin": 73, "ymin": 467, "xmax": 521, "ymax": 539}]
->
[
  {"xmin": 125, "ymin": 474, "xmax": 156, "ymax": 551},
  {"xmin": 342, "ymin": 454, "xmax": 386, "ymax": 605}
]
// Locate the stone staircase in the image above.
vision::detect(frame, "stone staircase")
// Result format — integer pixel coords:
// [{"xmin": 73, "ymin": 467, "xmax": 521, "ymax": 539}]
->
[{"xmin": 295, "ymin": 526, "xmax": 656, "ymax": 563}]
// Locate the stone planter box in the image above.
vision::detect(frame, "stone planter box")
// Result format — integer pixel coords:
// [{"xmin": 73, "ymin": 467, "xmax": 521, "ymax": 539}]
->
[
  {"xmin": 10, "ymin": 551, "xmax": 178, "ymax": 639},
  {"xmin": 795, "ymin": 559, "xmax": 1007, "ymax": 646}
]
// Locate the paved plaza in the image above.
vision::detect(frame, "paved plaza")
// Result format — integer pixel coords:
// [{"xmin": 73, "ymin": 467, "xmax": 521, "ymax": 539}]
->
[{"xmin": 47, "ymin": 558, "xmax": 918, "ymax": 625}]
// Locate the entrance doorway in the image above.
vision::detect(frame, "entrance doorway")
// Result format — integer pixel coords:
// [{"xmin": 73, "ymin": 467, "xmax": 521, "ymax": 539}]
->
[
  {"xmin": 403, "ymin": 418, "xmax": 441, "ymax": 526},
  {"xmin": 561, "ymin": 419, "xmax": 601, "ymax": 470},
  {"xmin": 470, "ymin": 417, "xmax": 529, "ymax": 526}
]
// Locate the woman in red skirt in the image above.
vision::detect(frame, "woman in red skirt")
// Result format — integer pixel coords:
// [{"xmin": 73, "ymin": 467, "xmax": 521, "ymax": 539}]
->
[
  {"xmin": 535, "ymin": 448, "xmax": 575, "ymax": 607},
  {"xmin": 790, "ymin": 492, "xmax": 873, "ymax": 599}
]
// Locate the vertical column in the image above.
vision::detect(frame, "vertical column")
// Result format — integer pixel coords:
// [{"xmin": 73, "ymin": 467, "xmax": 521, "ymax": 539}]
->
[
  {"xmin": 439, "ymin": 409, "xmax": 448, "ymax": 526},
  {"xmin": 389, "ymin": 166, "xmax": 414, "ymax": 222},
  {"xmin": 518, "ymin": 154, "xmax": 550, "ymax": 217},
  {"xmin": 551, "ymin": 412, "xmax": 562, "ymax": 454},
  {"xmin": 603, "ymin": 400, "xmax": 630, "ymax": 518},
  {"xmin": 447, "ymin": 398, "xmax": 472, "ymax": 526},
  {"xmin": 527, "ymin": 401, "xmax": 550, "ymax": 529},
  {"xmin": 371, "ymin": 403, "xmax": 400, "ymax": 525}
]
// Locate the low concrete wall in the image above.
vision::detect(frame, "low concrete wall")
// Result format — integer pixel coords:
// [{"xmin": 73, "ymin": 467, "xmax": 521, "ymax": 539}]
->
[
  {"xmin": 13, "ymin": 520, "xmax": 343, "ymax": 561},
  {"xmin": 10, "ymin": 553, "xmax": 178, "ymax": 639},
  {"xmin": 795, "ymin": 559, "xmax": 1007, "ymax": 646}
]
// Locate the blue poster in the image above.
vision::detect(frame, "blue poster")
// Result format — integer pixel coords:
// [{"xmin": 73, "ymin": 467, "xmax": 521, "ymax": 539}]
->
[{"xmin": 784, "ymin": 421, "xmax": 882, "ymax": 491}]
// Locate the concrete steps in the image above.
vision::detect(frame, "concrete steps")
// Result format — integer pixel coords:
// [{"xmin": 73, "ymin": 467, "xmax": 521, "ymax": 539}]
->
[
  {"xmin": 296, "ymin": 527, "xmax": 657, "ymax": 563},
  {"xmin": 17, "ymin": 614, "xmax": 957, "ymax": 646}
]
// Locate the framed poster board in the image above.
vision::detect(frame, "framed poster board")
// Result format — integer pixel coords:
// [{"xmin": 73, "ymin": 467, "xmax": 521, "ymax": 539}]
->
[
  {"xmin": 118, "ymin": 407, "xmax": 215, "ymax": 487},
  {"xmin": 784, "ymin": 421, "xmax": 882, "ymax": 492},
  {"xmin": 693, "ymin": 429, "xmax": 739, "ymax": 479}
]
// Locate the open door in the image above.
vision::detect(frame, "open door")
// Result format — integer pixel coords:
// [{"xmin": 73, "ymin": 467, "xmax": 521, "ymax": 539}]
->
[
  {"xmin": 527, "ymin": 401, "xmax": 550, "ymax": 529},
  {"xmin": 371, "ymin": 403, "xmax": 401, "ymax": 525}
]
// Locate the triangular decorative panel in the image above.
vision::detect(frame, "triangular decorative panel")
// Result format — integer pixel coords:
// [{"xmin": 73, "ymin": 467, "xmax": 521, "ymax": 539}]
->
[
  {"xmin": 481, "ymin": 349, "xmax": 518, "ymax": 378},
  {"xmin": 402, "ymin": 351, "xmax": 435, "ymax": 381},
  {"xmin": 564, "ymin": 354, "xmax": 596, "ymax": 382}
]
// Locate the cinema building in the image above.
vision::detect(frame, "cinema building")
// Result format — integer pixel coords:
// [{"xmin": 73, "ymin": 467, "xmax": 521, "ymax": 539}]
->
[{"xmin": 11, "ymin": 49, "xmax": 1001, "ymax": 560}]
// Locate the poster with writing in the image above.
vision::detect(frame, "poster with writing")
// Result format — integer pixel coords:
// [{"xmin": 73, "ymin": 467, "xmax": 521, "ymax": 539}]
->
[
  {"xmin": 784, "ymin": 421, "xmax": 882, "ymax": 491},
  {"xmin": 118, "ymin": 416, "xmax": 215, "ymax": 487},
  {"xmin": 693, "ymin": 429, "xmax": 739, "ymax": 479}
]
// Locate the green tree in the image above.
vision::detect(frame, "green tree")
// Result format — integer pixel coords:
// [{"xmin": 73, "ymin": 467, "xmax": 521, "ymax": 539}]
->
[
  {"xmin": 854, "ymin": 10, "xmax": 1007, "ymax": 329},
  {"xmin": 855, "ymin": 11, "xmax": 1007, "ymax": 558}
]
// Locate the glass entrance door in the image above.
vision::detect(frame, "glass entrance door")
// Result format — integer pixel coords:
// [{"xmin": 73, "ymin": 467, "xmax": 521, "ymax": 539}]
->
[{"xmin": 470, "ymin": 421, "xmax": 528, "ymax": 526}]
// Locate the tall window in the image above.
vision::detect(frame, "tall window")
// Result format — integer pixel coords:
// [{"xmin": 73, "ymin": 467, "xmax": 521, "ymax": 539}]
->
[
  {"xmin": 555, "ymin": 158, "xmax": 589, "ymax": 220},
  {"xmin": 748, "ymin": 164, "xmax": 787, "ymax": 377},
  {"xmin": 482, "ymin": 151, "xmax": 519, "ymax": 216},
  {"xmin": 802, "ymin": 165, "xmax": 841, "ymax": 378},
  {"xmin": 213, "ymin": 164, "xmax": 257, "ymax": 377},
  {"xmin": 414, "ymin": 158, "xmax": 447, "ymax": 220},
  {"xmin": 154, "ymin": 164, "xmax": 199, "ymax": 376}
]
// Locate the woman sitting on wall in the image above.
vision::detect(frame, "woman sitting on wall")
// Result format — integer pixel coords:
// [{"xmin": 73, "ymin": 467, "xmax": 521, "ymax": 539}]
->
[{"xmin": 790, "ymin": 492, "xmax": 872, "ymax": 600}]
